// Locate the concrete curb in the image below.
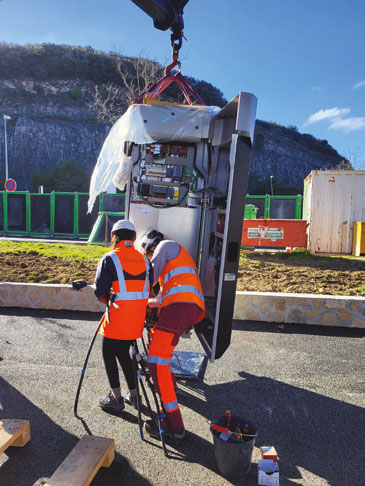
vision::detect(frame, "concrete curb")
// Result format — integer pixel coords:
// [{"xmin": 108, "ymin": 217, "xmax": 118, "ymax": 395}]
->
[
  {"xmin": 234, "ymin": 291, "xmax": 365, "ymax": 328},
  {"xmin": 0, "ymin": 283, "xmax": 104, "ymax": 313},
  {"xmin": 0, "ymin": 282, "xmax": 364, "ymax": 328}
]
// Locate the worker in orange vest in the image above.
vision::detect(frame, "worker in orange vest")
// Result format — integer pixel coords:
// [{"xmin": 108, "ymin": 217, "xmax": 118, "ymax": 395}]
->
[
  {"xmin": 94, "ymin": 220, "xmax": 152, "ymax": 412},
  {"xmin": 137, "ymin": 230, "xmax": 205, "ymax": 439}
]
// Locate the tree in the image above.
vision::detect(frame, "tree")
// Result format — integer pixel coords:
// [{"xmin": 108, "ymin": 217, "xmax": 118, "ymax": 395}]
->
[
  {"xmin": 92, "ymin": 52, "xmax": 227, "ymax": 124},
  {"xmin": 115, "ymin": 54, "xmax": 164, "ymax": 101},
  {"xmin": 30, "ymin": 158, "xmax": 89, "ymax": 192},
  {"xmin": 93, "ymin": 53, "xmax": 164, "ymax": 124},
  {"xmin": 93, "ymin": 82, "xmax": 127, "ymax": 125},
  {"xmin": 347, "ymin": 147, "xmax": 364, "ymax": 170}
]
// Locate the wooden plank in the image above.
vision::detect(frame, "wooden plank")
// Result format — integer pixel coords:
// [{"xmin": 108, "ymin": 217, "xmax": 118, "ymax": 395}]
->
[
  {"xmin": 48, "ymin": 435, "xmax": 114, "ymax": 486},
  {"xmin": 33, "ymin": 479, "xmax": 50, "ymax": 486},
  {"xmin": 142, "ymin": 97, "xmax": 205, "ymax": 108},
  {"xmin": 0, "ymin": 419, "xmax": 31, "ymax": 455}
]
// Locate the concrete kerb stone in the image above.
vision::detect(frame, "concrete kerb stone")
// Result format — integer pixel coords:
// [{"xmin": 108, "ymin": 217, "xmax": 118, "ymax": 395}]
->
[
  {"xmin": 0, "ymin": 282, "xmax": 105, "ymax": 313},
  {"xmin": 0, "ymin": 283, "xmax": 364, "ymax": 328},
  {"xmin": 235, "ymin": 291, "xmax": 365, "ymax": 328}
]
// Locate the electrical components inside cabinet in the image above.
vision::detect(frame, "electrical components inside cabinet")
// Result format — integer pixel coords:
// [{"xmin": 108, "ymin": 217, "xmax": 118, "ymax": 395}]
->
[{"xmin": 132, "ymin": 142, "xmax": 197, "ymax": 206}]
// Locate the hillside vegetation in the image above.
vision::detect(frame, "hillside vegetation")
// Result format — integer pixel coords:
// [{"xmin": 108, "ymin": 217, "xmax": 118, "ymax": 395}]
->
[
  {"xmin": 0, "ymin": 43, "xmax": 226, "ymax": 107},
  {"xmin": 0, "ymin": 43, "xmax": 351, "ymax": 193}
]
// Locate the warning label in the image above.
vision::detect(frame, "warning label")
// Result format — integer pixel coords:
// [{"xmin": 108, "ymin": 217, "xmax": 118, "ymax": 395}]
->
[{"xmin": 247, "ymin": 226, "xmax": 284, "ymax": 240}]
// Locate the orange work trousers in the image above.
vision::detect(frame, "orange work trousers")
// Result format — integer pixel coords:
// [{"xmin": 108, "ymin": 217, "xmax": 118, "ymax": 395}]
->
[{"xmin": 147, "ymin": 303, "xmax": 201, "ymax": 430}]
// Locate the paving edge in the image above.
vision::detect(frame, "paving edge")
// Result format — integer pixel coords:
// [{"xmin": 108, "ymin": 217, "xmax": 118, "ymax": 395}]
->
[{"xmin": 0, "ymin": 283, "xmax": 364, "ymax": 328}]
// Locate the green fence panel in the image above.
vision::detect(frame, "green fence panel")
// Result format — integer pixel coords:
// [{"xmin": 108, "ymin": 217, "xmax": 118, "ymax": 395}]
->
[
  {"xmin": 246, "ymin": 194, "xmax": 302, "ymax": 219},
  {"xmin": 0, "ymin": 192, "xmax": 301, "ymax": 239}
]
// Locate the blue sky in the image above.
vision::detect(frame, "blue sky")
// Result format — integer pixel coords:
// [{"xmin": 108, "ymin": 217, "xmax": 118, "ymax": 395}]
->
[{"xmin": 1, "ymin": 0, "xmax": 364, "ymax": 167}]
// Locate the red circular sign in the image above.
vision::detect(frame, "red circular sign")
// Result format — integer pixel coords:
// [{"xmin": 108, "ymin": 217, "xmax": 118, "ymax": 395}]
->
[{"xmin": 4, "ymin": 178, "xmax": 17, "ymax": 192}]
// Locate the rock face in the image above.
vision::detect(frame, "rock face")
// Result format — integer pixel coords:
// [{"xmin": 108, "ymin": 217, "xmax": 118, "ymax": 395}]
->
[
  {"xmin": 0, "ymin": 80, "xmax": 110, "ymax": 190},
  {"xmin": 251, "ymin": 120, "xmax": 347, "ymax": 190},
  {"xmin": 0, "ymin": 79, "xmax": 347, "ymax": 191}
]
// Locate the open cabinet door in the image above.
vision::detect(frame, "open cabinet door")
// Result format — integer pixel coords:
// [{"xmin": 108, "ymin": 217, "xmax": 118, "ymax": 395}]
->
[{"xmin": 195, "ymin": 93, "xmax": 257, "ymax": 361}]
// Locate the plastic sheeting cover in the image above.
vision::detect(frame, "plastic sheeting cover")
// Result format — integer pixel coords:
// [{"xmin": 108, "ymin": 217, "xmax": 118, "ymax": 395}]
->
[{"xmin": 88, "ymin": 103, "xmax": 220, "ymax": 213}]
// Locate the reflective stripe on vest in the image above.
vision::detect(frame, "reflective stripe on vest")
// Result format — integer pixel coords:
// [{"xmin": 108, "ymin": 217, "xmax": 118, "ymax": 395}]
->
[
  {"xmin": 160, "ymin": 285, "xmax": 204, "ymax": 304},
  {"xmin": 110, "ymin": 251, "xmax": 150, "ymax": 301},
  {"xmin": 163, "ymin": 399, "xmax": 179, "ymax": 411},
  {"xmin": 147, "ymin": 355, "xmax": 171, "ymax": 366},
  {"xmin": 162, "ymin": 266, "xmax": 197, "ymax": 286}
]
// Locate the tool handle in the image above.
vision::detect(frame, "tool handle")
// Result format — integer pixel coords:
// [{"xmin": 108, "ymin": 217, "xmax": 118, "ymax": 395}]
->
[
  {"xmin": 211, "ymin": 424, "xmax": 230, "ymax": 434},
  {"xmin": 211, "ymin": 423, "xmax": 256, "ymax": 438}
]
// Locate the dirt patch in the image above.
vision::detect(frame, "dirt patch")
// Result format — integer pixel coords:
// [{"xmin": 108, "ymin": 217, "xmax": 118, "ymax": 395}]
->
[
  {"xmin": 237, "ymin": 253, "xmax": 365, "ymax": 296},
  {"xmin": 0, "ymin": 253, "xmax": 97, "ymax": 285},
  {"xmin": 0, "ymin": 251, "xmax": 364, "ymax": 296}
]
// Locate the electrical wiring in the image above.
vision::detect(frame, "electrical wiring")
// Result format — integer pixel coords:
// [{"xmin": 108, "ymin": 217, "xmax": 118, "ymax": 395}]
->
[{"xmin": 137, "ymin": 186, "xmax": 189, "ymax": 209}]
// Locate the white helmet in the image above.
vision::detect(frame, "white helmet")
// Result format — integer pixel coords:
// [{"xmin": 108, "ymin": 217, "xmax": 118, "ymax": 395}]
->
[
  {"xmin": 111, "ymin": 219, "xmax": 136, "ymax": 235},
  {"xmin": 137, "ymin": 229, "xmax": 164, "ymax": 255}
]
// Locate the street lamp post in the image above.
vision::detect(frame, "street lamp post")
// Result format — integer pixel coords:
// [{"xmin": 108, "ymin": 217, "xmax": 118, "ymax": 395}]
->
[
  {"xmin": 270, "ymin": 175, "xmax": 274, "ymax": 196},
  {"xmin": 4, "ymin": 114, "xmax": 11, "ymax": 181}
]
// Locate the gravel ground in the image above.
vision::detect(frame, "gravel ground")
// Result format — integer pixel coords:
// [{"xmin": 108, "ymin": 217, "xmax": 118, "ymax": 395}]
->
[{"xmin": 0, "ymin": 308, "xmax": 364, "ymax": 486}]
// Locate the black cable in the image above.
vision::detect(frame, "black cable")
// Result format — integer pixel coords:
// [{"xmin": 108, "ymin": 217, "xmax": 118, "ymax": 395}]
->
[
  {"xmin": 132, "ymin": 344, "xmax": 144, "ymax": 439},
  {"xmin": 74, "ymin": 315, "xmax": 104, "ymax": 420}
]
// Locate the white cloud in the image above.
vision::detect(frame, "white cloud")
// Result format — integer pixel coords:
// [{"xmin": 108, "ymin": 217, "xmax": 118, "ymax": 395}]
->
[
  {"xmin": 303, "ymin": 107, "xmax": 350, "ymax": 126},
  {"xmin": 329, "ymin": 117, "xmax": 365, "ymax": 132},
  {"xmin": 303, "ymin": 106, "xmax": 365, "ymax": 132},
  {"xmin": 354, "ymin": 80, "xmax": 365, "ymax": 90}
]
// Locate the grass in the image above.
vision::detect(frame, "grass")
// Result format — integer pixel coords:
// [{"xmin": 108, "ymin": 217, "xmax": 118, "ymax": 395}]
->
[
  {"xmin": 1, "ymin": 240, "xmax": 362, "ymax": 266},
  {"xmin": 0, "ymin": 240, "xmax": 108, "ymax": 263}
]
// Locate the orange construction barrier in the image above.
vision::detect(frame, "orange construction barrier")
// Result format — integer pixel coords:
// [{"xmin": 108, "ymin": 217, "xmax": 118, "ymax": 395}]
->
[{"xmin": 241, "ymin": 219, "xmax": 307, "ymax": 249}]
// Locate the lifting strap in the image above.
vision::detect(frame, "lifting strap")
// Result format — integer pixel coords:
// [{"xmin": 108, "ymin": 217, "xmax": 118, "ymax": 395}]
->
[
  {"xmin": 134, "ymin": 12, "xmax": 206, "ymax": 107},
  {"xmin": 133, "ymin": 68, "xmax": 207, "ymax": 106}
]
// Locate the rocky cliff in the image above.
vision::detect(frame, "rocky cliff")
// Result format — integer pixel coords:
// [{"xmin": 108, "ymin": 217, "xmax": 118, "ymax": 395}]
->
[
  {"xmin": 0, "ymin": 78, "xmax": 348, "ymax": 192},
  {"xmin": 0, "ymin": 79, "xmax": 110, "ymax": 190},
  {"xmin": 250, "ymin": 120, "xmax": 348, "ymax": 192}
]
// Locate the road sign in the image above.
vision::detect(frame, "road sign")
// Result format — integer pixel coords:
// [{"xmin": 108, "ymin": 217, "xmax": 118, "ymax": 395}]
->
[{"xmin": 4, "ymin": 178, "xmax": 17, "ymax": 192}]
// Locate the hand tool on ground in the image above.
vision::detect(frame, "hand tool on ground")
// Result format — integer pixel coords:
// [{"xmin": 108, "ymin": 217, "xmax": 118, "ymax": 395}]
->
[{"xmin": 71, "ymin": 280, "xmax": 88, "ymax": 291}]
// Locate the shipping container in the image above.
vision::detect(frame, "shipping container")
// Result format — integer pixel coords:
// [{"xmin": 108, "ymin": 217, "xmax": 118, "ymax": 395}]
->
[{"xmin": 303, "ymin": 170, "xmax": 365, "ymax": 254}]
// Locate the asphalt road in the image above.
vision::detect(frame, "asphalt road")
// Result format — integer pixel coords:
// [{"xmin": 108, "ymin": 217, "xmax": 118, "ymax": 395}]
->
[{"xmin": 0, "ymin": 308, "xmax": 364, "ymax": 486}]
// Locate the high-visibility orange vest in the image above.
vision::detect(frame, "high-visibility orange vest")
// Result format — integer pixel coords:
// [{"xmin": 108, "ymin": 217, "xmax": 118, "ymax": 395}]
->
[
  {"xmin": 159, "ymin": 244, "xmax": 205, "ymax": 323},
  {"xmin": 100, "ymin": 241, "xmax": 150, "ymax": 340}
]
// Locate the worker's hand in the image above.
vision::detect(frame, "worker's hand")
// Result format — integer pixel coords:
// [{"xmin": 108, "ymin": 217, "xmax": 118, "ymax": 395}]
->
[
  {"xmin": 108, "ymin": 291, "xmax": 120, "ymax": 309},
  {"xmin": 147, "ymin": 297, "xmax": 160, "ymax": 308},
  {"xmin": 108, "ymin": 290, "xmax": 116, "ymax": 304},
  {"xmin": 97, "ymin": 296, "xmax": 108, "ymax": 305}
]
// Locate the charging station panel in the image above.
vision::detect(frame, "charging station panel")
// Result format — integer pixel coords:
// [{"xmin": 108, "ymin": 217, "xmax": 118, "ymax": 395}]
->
[
  {"xmin": 89, "ymin": 92, "xmax": 257, "ymax": 361},
  {"xmin": 126, "ymin": 93, "xmax": 257, "ymax": 361}
]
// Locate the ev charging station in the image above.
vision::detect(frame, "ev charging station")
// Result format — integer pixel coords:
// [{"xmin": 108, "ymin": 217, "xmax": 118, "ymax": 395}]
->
[{"xmin": 89, "ymin": 92, "xmax": 257, "ymax": 362}]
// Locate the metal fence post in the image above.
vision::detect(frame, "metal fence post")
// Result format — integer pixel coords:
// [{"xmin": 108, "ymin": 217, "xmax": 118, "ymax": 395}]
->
[
  {"xmin": 50, "ymin": 192, "xmax": 55, "ymax": 235},
  {"xmin": 26, "ymin": 192, "xmax": 31, "ymax": 233},
  {"xmin": 264, "ymin": 195, "xmax": 271, "ymax": 219},
  {"xmin": 296, "ymin": 195, "xmax": 303, "ymax": 220},
  {"xmin": 74, "ymin": 192, "xmax": 79, "ymax": 237},
  {"xmin": 3, "ymin": 192, "xmax": 8, "ymax": 233}
]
